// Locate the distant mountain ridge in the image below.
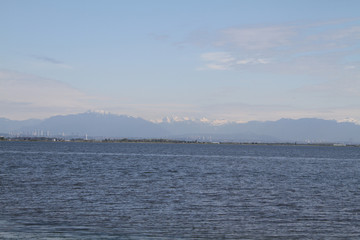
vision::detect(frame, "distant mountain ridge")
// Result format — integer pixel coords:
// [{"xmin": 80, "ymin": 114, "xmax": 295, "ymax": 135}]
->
[
  {"xmin": 18, "ymin": 112, "xmax": 168, "ymax": 138},
  {"xmin": 1, "ymin": 112, "xmax": 360, "ymax": 143},
  {"xmin": 0, "ymin": 118, "xmax": 42, "ymax": 133}
]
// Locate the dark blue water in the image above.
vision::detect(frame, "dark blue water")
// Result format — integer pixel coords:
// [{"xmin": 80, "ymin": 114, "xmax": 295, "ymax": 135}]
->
[{"xmin": 1, "ymin": 141, "xmax": 360, "ymax": 239}]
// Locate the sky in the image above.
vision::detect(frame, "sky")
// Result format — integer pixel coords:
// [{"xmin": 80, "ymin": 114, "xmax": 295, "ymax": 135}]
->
[{"xmin": 1, "ymin": 0, "xmax": 360, "ymax": 123}]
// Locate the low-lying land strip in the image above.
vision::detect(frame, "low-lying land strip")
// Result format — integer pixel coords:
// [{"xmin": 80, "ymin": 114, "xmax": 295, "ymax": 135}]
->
[{"xmin": 0, "ymin": 136, "xmax": 358, "ymax": 147}]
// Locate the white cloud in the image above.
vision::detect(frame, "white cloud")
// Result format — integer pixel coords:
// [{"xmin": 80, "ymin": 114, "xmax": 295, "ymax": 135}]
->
[
  {"xmin": 236, "ymin": 58, "xmax": 270, "ymax": 65},
  {"xmin": 200, "ymin": 52, "xmax": 270, "ymax": 70},
  {"xmin": 204, "ymin": 63, "xmax": 229, "ymax": 70},
  {"xmin": 197, "ymin": 19, "xmax": 360, "ymax": 76},
  {"xmin": 201, "ymin": 52, "xmax": 235, "ymax": 63},
  {"xmin": 200, "ymin": 52, "xmax": 235, "ymax": 70}
]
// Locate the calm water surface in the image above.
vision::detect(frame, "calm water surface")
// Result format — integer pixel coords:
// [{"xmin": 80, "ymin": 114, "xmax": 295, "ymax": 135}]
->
[{"xmin": 0, "ymin": 141, "xmax": 360, "ymax": 239}]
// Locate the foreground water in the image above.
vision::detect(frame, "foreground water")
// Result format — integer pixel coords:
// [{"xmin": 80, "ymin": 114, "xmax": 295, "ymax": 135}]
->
[{"xmin": 0, "ymin": 141, "xmax": 360, "ymax": 239}]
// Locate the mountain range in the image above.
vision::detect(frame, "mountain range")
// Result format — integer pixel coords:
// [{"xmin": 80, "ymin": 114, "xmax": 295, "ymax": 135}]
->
[{"xmin": 1, "ymin": 112, "xmax": 360, "ymax": 143}]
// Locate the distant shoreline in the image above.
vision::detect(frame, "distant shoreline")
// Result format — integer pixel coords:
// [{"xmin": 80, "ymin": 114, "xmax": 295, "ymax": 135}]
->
[{"xmin": 0, "ymin": 136, "xmax": 358, "ymax": 147}]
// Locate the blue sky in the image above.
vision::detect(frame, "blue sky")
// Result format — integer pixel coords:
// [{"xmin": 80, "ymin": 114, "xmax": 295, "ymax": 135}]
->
[{"xmin": 1, "ymin": 0, "xmax": 360, "ymax": 123}]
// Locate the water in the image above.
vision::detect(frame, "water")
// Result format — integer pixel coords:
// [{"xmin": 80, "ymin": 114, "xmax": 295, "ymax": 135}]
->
[{"xmin": 1, "ymin": 141, "xmax": 360, "ymax": 239}]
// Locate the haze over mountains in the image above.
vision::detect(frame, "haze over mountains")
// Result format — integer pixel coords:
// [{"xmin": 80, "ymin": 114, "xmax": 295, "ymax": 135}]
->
[{"xmin": 1, "ymin": 112, "xmax": 360, "ymax": 144}]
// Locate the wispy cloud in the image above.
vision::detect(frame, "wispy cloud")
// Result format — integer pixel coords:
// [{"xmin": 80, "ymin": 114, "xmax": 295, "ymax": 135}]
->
[
  {"xmin": 0, "ymin": 70, "xmax": 93, "ymax": 119},
  {"xmin": 215, "ymin": 26, "xmax": 296, "ymax": 51},
  {"xmin": 196, "ymin": 19, "xmax": 360, "ymax": 75},
  {"xmin": 201, "ymin": 52, "xmax": 235, "ymax": 63},
  {"xmin": 0, "ymin": 70, "xmax": 201, "ymax": 121},
  {"xmin": 30, "ymin": 55, "xmax": 72, "ymax": 69},
  {"xmin": 32, "ymin": 55, "xmax": 64, "ymax": 64},
  {"xmin": 236, "ymin": 58, "xmax": 270, "ymax": 65},
  {"xmin": 200, "ymin": 51, "xmax": 270, "ymax": 70},
  {"xmin": 200, "ymin": 52, "xmax": 236, "ymax": 70},
  {"xmin": 193, "ymin": 18, "xmax": 360, "ymax": 122}
]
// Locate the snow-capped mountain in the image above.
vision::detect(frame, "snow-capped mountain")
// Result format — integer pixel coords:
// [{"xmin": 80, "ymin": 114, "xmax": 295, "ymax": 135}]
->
[{"xmin": 2, "ymin": 112, "xmax": 360, "ymax": 143}]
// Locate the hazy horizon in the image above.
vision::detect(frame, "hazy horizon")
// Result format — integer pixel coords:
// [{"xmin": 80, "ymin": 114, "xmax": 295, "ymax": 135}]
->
[
  {"xmin": 1, "ymin": 1, "xmax": 360, "ymax": 123},
  {"xmin": 2, "ymin": 110, "xmax": 360, "ymax": 127}
]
